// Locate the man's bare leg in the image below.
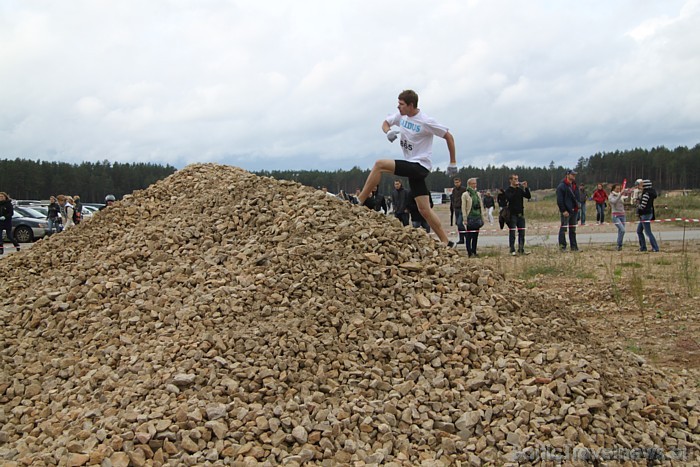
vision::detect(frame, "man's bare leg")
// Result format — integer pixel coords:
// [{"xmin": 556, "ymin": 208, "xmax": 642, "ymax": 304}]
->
[
  {"xmin": 357, "ymin": 159, "xmax": 395, "ymax": 205},
  {"xmin": 416, "ymin": 195, "xmax": 450, "ymax": 244}
]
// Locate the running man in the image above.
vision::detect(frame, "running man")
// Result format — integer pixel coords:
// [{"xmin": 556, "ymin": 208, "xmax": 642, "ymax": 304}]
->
[{"xmin": 357, "ymin": 90, "xmax": 457, "ymax": 245}]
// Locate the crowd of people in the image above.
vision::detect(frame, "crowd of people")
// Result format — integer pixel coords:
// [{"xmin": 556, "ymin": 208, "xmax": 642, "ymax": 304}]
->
[{"xmin": 1, "ymin": 193, "xmax": 116, "ymax": 255}]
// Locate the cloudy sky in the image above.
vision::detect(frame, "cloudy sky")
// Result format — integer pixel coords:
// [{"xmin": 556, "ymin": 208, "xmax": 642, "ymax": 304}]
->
[{"xmin": 2, "ymin": 1, "xmax": 699, "ymax": 172}]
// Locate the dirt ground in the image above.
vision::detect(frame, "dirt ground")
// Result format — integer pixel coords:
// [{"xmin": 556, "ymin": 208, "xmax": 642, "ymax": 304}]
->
[{"xmin": 431, "ymin": 204, "xmax": 700, "ymax": 388}]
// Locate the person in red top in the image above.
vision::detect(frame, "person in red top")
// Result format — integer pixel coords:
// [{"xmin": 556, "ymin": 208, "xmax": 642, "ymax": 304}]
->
[{"xmin": 592, "ymin": 183, "xmax": 608, "ymax": 224}]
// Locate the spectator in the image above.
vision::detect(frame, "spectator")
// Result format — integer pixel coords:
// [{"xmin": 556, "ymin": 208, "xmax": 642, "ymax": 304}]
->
[
  {"xmin": 355, "ymin": 89, "xmax": 457, "ymax": 246},
  {"xmin": 578, "ymin": 183, "xmax": 588, "ymax": 225},
  {"xmin": 46, "ymin": 195, "xmax": 62, "ymax": 234},
  {"xmin": 450, "ymin": 178, "xmax": 467, "ymax": 244},
  {"xmin": 461, "ymin": 178, "xmax": 487, "ymax": 257},
  {"xmin": 482, "ymin": 191, "xmax": 495, "ymax": 225},
  {"xmin": 556, "ymin": 169, "xmax": 580, "ymax": 252},
  {"xmin": 503, "ymin": 174, "xmax": 531, "ymax": 255},
  {"xmin": 100, "ymin": 194, "xmax": 116, "ymax": 211},
  {"xmin": 0, "ymin": 191, "xmax": 21, "ymax": 254},
  {"xmin": 366, "ymin": 186, "xmax": 388, "ymax": 214},
  {"xmin": 73, "ymin": 195, "xmax": 83, "ymax": 225},
  {"xmin": 593, "ymin": 183, "xmax": 608, "ymax": 224},
  {"xmin": 391, "ymin": 179, "xmax": 409, "ymax": 226},
  {"xmin": 58, "ymin": 195, "xmax": 75, "ymax": 229},
  {"xmin": 497, "ymin": 188, "xmax": 507, "ymax": 230},
  {"xmin": 407, "ymin": 189, "xmax": 432, "ymax": 232},
  {"xmin": 636, "ymin": 179, "xmax": 659, "ymax": 252},
  {"xmin": 608, "ymin": 183, "xmax": 626, "ymax": 251}
]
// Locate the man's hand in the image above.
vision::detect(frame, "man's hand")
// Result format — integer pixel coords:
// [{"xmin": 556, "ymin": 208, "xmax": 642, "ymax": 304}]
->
[
  {"xmin": 521, "ymin": 181, "xmax": 528, "ymax": 189},
  {"xmin": 446, "ymin": 163, "xmax": 458, "ymax": 177},
  {"xmin": 562, "ymin": 211, "xmax": 569, "ymax": 217},
  {"xmin": 386, "ymin": 130, "xmax": 399, "ymax": 142}
]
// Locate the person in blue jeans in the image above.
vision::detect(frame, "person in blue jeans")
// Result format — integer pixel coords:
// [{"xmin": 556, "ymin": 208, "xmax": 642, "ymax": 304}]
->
[
  {"xmin": 503, "ymin": 174, "xmax": 531, "ymax": 255},
  {"xmin": 556, "ymin": 170, "xmax": 580, "ymax": 251},
  {"xmin": 636, "ymin": 179, "xmax": 659, "ymax": 252},
  {"xmin": 608, "ymin": 184, "xmax": 626, "ymax": 250}
]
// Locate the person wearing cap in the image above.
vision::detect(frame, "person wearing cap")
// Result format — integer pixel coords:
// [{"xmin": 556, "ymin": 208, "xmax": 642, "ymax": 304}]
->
[
  {"xmin": 636, "ymin": 179, "xmax": 659, "ymax": 252},
  {"xmin": 556, "ymin": 169, "xmax": 581, "ymax": 251}
]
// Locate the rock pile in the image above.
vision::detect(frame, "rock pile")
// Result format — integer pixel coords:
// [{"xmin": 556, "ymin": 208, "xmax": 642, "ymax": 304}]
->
[{"xmin": 0, "ymin": 164, "xmax": 698, "ymax": 466}]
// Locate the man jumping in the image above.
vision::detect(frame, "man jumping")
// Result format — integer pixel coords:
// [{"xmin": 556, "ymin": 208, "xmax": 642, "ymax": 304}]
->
[{"xmin": 357, "ymin": 89, "xmax": 457, "ymax": 246}]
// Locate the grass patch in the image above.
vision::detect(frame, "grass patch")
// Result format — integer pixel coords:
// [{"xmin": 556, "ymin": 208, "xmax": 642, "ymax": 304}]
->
[
  {"xmin": 522, "ymin": 264, "xmax": 562, "ymax": 279},
  {"xmin": 618, "ymin": 262, "xmax": 642, "ymax": 269},
  {"xmin": 625, "ymin": 340, "xmax": 642, "ymax": 354}
]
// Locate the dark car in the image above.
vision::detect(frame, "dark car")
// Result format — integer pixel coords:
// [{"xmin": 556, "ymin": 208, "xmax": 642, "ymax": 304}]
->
[{"xmin": 2, "ymin": 206, "xmax": 50, "ymax": 243}]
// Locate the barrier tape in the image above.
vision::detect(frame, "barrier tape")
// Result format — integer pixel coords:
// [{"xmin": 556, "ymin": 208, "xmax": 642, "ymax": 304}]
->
[{"xmin": 451, "ymin": 217, "xmax": 700, "ymax": 234}]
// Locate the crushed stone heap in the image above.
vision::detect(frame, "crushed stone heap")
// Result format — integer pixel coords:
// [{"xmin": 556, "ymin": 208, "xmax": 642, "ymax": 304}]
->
[{"xmin": 0, "ymin": 163, "xmax": 698, "ymax": 466}]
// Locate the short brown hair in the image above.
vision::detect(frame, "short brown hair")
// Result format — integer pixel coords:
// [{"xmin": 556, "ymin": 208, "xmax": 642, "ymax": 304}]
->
[{"xmin": 398, "ymin": 90, "xmax": 418, "ymax": 108}]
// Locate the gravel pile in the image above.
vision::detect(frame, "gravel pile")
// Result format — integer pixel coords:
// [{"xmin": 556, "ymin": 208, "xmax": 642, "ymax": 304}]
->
[{"xmin": 1, "ymin": 164, "xmax": 698, "ymax": 466}]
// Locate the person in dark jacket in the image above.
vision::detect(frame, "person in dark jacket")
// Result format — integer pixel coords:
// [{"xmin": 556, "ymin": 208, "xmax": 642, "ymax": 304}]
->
[
  {"xmin": 0, "ymin": 192, "xmax": 21, "ymax": 254},
  {"xmin": 47, "ymin": 195, "xmax": 62, "ymax": 234},
  {"xmin": 366, "ymin": 186, "xmax": 387, "ymax": 214},
  {"xmin": 450, "ymin": 178, "xmax": 467, "ymax": 244},
  {"xmin": 391, "ymin": 179, "xmax": 409, "ymax": 226},
  {"xmin": 556, "ymin": 170, "xmax": 581, "ymax": 251},
  {"xmin": 407, "ymin": 189, "xmax": 432, "ymax": 232},
  {"xmin": 636, "ymin": 179, "xmax": 659, "ymax": 252},
  {"xmin": 503, "ymin": 174, "xmax": 531, "ymax": 255}
]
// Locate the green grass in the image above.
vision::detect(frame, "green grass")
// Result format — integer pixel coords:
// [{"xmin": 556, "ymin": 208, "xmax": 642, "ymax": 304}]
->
[{"xmin": 625, "ymin": 340, "xmax": 642, "ymax": 354}]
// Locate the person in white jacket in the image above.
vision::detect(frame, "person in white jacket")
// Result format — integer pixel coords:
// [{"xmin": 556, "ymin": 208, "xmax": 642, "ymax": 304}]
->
[
  {"xmin": 608, "ymin": 184, "xmax": 626, "ymax": 251},
  {"xmin": 58, "ymin": 195, "xmax": 75, "ymax": 229}
]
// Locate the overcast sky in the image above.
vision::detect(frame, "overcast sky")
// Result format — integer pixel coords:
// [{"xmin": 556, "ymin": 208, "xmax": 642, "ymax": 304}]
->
[{"xmin": 2, "ymin": 1, "xmax": 699, "ymax": 172}]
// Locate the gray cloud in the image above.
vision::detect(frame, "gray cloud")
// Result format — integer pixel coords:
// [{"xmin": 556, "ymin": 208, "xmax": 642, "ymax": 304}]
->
[{"xmin": 1, "ymin": 0, "xmax": 698, "ymax": 172}]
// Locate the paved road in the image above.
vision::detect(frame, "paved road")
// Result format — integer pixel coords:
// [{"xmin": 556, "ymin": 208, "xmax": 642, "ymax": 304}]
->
[{"xmin": 449, "ymin": 225, "xmax": 700, "ymax": 248}]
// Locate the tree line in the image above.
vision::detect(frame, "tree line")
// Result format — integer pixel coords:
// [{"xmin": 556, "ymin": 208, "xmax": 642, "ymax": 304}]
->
[
  {"xmin": 257, "ymin": 144, "xmax": 700, "ymax": 194},
  {"xmin": 1, "ymin": 144, "xmax": 697, "ymax": 202},
  {"xmin": 0, "ymin": 159, "xmax": 177, "ymax": 203}
]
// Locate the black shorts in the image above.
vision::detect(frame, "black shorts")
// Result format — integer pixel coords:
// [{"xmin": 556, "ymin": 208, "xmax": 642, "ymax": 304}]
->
[{"xmin": 394, "ymin": 160, "xmax": 430, "ymax": 197}]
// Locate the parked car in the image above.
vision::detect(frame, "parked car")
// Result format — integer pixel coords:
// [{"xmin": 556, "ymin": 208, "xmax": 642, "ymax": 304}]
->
[{"xmin": 2, "ymin": 206, "xmax": 50, "ymax": 243}]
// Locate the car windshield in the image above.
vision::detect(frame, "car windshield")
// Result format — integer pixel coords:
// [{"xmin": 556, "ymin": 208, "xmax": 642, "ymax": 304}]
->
[{"xmin": 14, "ymin": 206, "xmax": 45, "ymax": 219}]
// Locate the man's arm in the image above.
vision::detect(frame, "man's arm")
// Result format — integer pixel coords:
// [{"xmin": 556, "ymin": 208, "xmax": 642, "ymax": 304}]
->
[
  {"xmin": 382, "ymin": 121, "xmax": 391, "ymax": 134},
  {"xmin": 443, "ymin": 131, "xmax": 456, "ymax": 164}
]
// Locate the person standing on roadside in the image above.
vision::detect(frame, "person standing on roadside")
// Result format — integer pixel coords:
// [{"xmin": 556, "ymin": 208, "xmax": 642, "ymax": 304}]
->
[
  {"xmin": 461, "ymin": 178, "xmax": 487, "ymax": 257},
  {"xmin": 636, "ymin": 179, "xmax": 659, "ymax": 252},
  {"xmin": 391, "ymin": 179, "xmax": 409, "ymax": 226},
  {"xmin": 503, "ymin": 174, "xmax": 531, "ymax": 255},
  {"xmin": 608, "ymin": 184, "xmax": 626, "ymax": 251},
  {"xmin": 450, "ymin": 178, "xmax": 467, "ymax": 244},
  {"xmin": 578, "ymin": 183, "xmax": 588, "ymax": 225},
  {"xmin": 482, "ymin": 191, "xmax": 495, "ymax": 225},
  {"xmin": 47, "ymin": 195, "xmax": 62, "ymax": 234},
  {"xmin": 0, "ymin": 192, "xmax": 21, "ymax": 254},
  {"xmin": 356, "ymin": 89, "xmax": 457, "ymax": 246},
  {"xmin": 556, "ymin": 169, "xmax": 580, "ymax": 252},
  {"xmin": 593, "ymin": 183, "xmax": 608, "ymax": 224}
]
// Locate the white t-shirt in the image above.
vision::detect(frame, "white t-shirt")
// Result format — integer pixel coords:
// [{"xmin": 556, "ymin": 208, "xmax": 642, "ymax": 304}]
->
[{"xmin": 385, "ymin": 110, "xmax": 448, "ymax": 171}]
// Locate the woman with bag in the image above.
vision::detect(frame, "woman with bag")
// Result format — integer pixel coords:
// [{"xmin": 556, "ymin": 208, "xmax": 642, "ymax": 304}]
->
[{"xmin": 461, "ymin": 178, "xmax": 487, "ymax": 257}]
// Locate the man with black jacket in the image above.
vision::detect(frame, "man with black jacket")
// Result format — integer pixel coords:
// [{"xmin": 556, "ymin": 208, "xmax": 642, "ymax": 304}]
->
[
  {"xmin": 450, "ymin": 178, "xmax": 467, "ymax": 244},
  {"xmin": 556, "ymin": 169, "xmax": 581, "ymax": 251},
  {"xmin": 636, "ymin": 179, "xmax": 659, "ymax": 252},
  {"xmin": 503, "ymin": 174, "xmax": 531, "ymax": 255},
  {"xmin": 391, "ymin": 179, "xmax": 409, "ymax": 226}
]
